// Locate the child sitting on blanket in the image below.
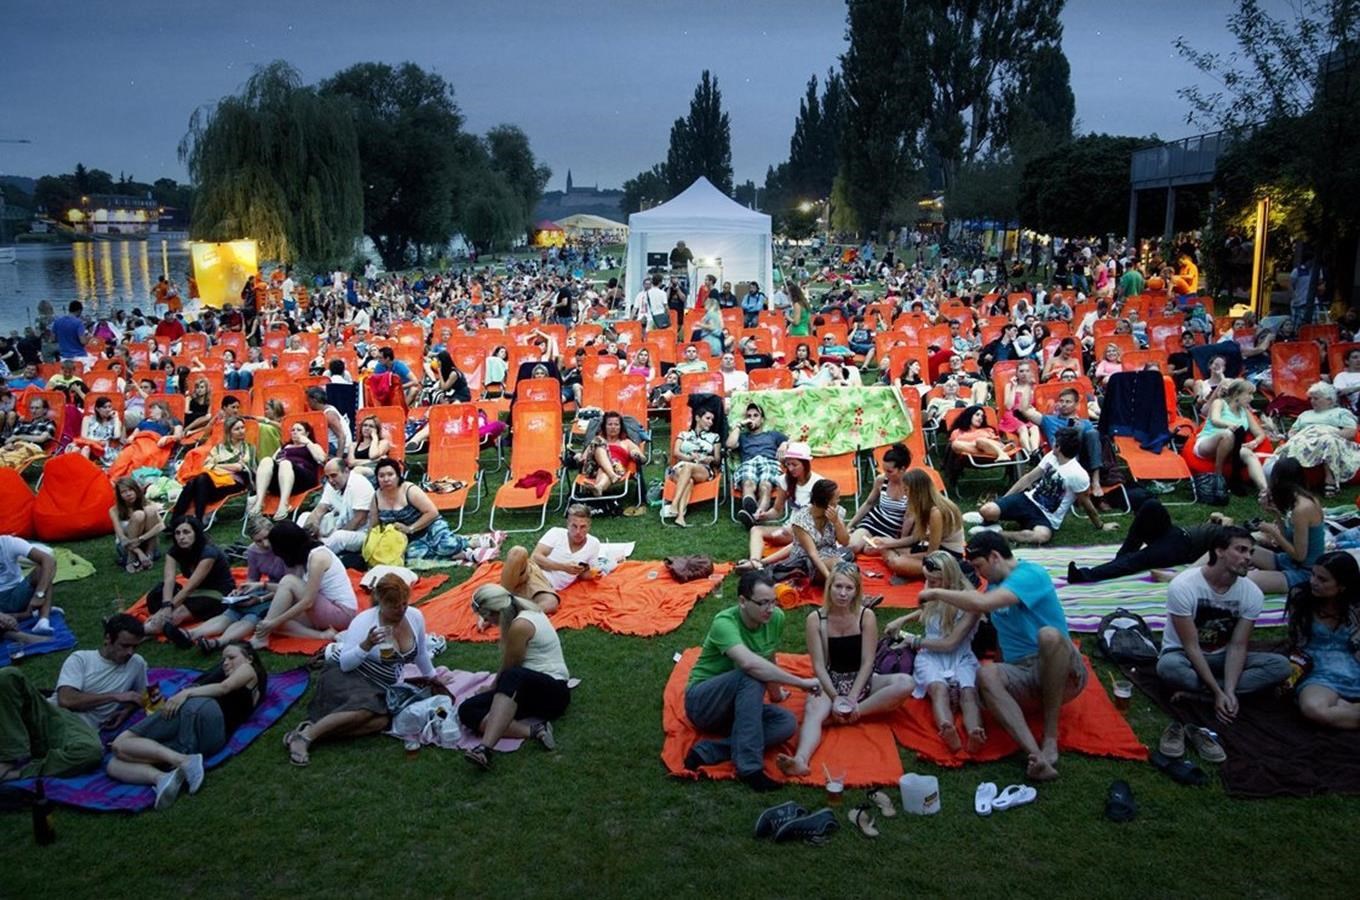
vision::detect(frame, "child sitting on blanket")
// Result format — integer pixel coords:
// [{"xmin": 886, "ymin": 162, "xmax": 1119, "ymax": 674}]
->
[{"xmin": 885, "ymin": 551, "xmax": 986, "ymax": 753}]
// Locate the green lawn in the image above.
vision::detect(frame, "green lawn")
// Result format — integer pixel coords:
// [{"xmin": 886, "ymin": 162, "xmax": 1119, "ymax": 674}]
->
[{"xmin": 4, "ymin": 428, "xmax": 1358, "ymax": 899}]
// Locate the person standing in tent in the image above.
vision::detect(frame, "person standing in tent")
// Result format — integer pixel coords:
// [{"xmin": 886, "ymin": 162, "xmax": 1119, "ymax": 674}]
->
[{"xmin": 669, "ymin": 241, "xmax": 694, "ymax": 291}]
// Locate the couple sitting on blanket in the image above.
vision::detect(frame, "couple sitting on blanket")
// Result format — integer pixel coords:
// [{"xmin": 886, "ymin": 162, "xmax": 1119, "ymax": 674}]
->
[
  {"xmin": 0, "ymin": 612, "xmax": 265, "ymax": 811},
  {"xmin": 685, "ymin": 531, "xmax": 1087, "ymax": 789}
]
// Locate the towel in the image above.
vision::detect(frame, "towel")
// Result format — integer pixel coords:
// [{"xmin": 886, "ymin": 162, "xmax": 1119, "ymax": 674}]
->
[{"xmin": 0, "ymin": 609, "xmax": 78, "ymax": 667}]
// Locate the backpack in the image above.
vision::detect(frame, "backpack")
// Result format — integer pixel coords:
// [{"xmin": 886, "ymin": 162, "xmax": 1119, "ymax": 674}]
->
[{"xmin": 1096, "ymin": 607, "xmax": 1160, "ymax": 664}]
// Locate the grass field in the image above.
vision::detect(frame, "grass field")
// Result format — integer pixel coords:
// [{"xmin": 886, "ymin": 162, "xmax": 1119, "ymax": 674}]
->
[{"xmin": 4, "ymin": 421, "xmax": 1358, "ymax": 899}]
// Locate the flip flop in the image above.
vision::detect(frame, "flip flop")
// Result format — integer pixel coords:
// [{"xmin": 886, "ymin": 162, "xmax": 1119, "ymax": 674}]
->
[
  {"xmin": 1105, "ymin": 779, "xmax": 1137, "ymax": 823},
  {"xmin": 163, "ymin": 623, "xmax": 193, "ymax": 650},
  {"xmin": 975, "ymin": 781, "xmax": 998, "ymax": 816},
  {"xmin": 866, "ymin": 787, "xmax": 896, "ymax": 818},
  {"xmin": 848, "ymin": 804, "xmax": 879, "ymax": 838},
  {"xmin": 991, "ymin": 784, "xmax": 1037, "ymax": 811},
  {"xmin": 1148, "ymin": 750, "xmax": 1209, "ymax": 786},
  {"xmin": 463, "ymin": 745, "xmax": 492, "ymax": 770}
]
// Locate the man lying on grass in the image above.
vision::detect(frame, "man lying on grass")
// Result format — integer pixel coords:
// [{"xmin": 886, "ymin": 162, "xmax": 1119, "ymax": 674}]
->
[{"xmin": 918, "ymin": 531, "xmax": 1084, "ymax": 782}]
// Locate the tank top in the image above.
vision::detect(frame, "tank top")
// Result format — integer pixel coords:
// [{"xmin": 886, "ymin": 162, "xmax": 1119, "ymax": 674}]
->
[
  {"xmin": 377, "ymin": 485, "xmax": 426, "ymax": 533},
  {"xmin": 859, "ymin": 483, "xmax": 908, "ymax": 538},
  {"xmin": 309, "ymin": 546, "xmax": 357, "ymax": 611},
  {"xmin": 819, "ymin": 609, "xmax": 866, "ymax": 675},
  {"xmin": 1200, "ymin": 402, "xmax": 1251, "ymax": 439},
  {"xmin": 517, "ymin": 609, "xmax": 570, "ymax": 681},
  {"xmin": 1283, "ymin": 517, "xmax": 1326, "ymax": 569}
]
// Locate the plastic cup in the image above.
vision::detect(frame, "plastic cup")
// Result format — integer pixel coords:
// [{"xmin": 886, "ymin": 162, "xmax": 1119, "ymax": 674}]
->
[
  {"xmin": 1112, "ymin": 679, "xmax": 1133, "ymax": 711},
  {"xmin": 825, "ymin": 768, "xmax": 846, "ymax": 807},
  {"xmin": 833, "ymin": 697, "xmax": 854, "ymax": 718}
]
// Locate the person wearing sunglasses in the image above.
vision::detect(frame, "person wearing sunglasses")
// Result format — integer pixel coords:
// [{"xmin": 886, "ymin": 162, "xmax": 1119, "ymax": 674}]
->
[
  {"xmin": 919, "ymin": 531, "xmax": 1085, "ymax": 782},
  {"xmin": 682, "ymin": 569, "xmax": 821, "ymax": 792}
]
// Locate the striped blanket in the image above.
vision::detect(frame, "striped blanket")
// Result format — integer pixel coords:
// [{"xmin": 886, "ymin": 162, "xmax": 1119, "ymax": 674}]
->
[{"xmin": 1023, "ymin": 546, "xmax": 1288, "ymax": 633}]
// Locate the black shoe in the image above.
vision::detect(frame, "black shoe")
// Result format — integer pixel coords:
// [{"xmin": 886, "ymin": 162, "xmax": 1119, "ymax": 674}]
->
[
  {"xmin": 683, "ymin": 749, "xmax": 705, "ymax": 772},
  {"xmin": 163, "ymin": 623, "xmax": 193, "ymax": 650},
  {"xmin": 754, "ymin": 800, "xmax": 807, "ymax": 839},
  {"xmin": 773, "ymin": 808, "xmax": 840, "ymax": 844},
  {"xmin": 1067, "ymin": 561, "xmax": 1088, "ymax": 584},
  {"xmin": 739, "ymin": 770, "xmax": 784, "ymax": 793},
  {"xmin": 736, "ymin": 508, "xmax": 754, "ymax": 528}
]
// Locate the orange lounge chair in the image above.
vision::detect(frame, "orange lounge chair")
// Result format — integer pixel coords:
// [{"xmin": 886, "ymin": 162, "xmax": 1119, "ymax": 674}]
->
[
  {"xmin": 662, "ymin": 396, "xmax": 722, "ymax": 525},
  {"xmin": 423, "ymin": 403, "xmax": 483, "ymax": 530},
  {"xmin": 489, "ymin": 401, "xmax": 563, "ymax": 533}
]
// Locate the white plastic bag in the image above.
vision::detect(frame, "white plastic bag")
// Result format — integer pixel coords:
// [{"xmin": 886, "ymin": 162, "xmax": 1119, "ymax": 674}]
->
[{"xmin": 391, "ymin": 695, "xmax": 460, "ymax": 748}]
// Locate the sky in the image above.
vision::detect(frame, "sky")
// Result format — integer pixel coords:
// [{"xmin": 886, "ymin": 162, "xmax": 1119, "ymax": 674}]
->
[{"xmin": 0, "ymin": 0, "xmax": 1293, "ymax": 192}]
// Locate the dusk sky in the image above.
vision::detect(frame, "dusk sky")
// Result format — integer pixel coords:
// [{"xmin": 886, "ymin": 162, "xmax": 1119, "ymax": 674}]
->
[{"xmin": 1, "ymin": 0, "xmax": 1290, "ymax": 192}]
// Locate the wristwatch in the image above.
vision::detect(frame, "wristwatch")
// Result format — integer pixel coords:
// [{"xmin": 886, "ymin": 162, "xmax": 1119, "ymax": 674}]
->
[{"xmin": 34, "ymin": 590, "xmax": 46, "ymax": 599}]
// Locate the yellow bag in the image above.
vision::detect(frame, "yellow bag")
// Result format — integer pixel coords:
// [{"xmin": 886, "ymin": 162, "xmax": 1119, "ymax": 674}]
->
[
  {"xmin": 362, "ymin": 524, "xmax": 408, "ymax": 567},
  {"xmin": 205, "ymin": 468, "xmax": 238, "ymax": 488}
]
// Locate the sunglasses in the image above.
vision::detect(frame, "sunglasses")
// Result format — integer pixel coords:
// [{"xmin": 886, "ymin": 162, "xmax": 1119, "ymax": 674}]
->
[{"xmin": 922, "ymin": 558, "xmax": 942, "ymax": 573}]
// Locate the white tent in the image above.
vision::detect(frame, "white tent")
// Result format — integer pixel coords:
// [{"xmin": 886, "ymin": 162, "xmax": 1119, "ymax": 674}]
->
[
  {"xmin": 555, "ymin": 213, "xmax": 629, "ymax": 237},
  {"xmin": 624, "ymin": 177, "xmax": 773, "ymax": 298}
]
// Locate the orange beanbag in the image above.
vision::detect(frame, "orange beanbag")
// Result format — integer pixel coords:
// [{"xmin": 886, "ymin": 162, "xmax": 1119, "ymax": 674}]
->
[
  {"xmin": 33, "ymin": 453, "xmax": 115, "ymax": 541},
  {"xmin": 0, "ymin": 468, "xmax": 35, "ymax": 537}
]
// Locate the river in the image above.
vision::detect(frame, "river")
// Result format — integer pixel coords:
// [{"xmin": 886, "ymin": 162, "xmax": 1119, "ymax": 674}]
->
[{"xmin": 0, "ymin": 240, "xmax": 193, "ymax": 333}]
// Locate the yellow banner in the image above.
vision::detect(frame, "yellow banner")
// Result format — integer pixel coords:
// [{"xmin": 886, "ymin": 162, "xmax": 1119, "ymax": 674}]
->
[{"xmin": 190, "ymin": 240, "xmax": 258, "ymax": 309}]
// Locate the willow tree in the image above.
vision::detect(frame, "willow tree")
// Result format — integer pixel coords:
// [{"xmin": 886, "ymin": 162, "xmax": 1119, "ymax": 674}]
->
[{"xmin": 179, "ymin": 61, "xmax": 363, "ymax": 269}]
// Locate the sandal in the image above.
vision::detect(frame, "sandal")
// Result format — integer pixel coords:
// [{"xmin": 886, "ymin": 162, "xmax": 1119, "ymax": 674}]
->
[
  {"xmin": 284, "ymin": 723, "xmax": 312, "ymax": 767},
  {"xmin": 163, "ymin": 623, "xmax": 193, "ymax": 650},
  {"xmin": 848, "ymin": 804, "xmax": 879, "ymax": 838},
  {"xmin": 866, "ymin": 787, "xmax": 896, "ymax": 818},
  {"xmin": 463, "ymin": 744, "xmax": 492, "ymax": 770},
  {"xmin": 1104, "ymin": 779, "xmax": 1137, "ymax": 823},
  {"xmin": 196, "ymin": 637, "xmax": 221, "ymax": 655}
]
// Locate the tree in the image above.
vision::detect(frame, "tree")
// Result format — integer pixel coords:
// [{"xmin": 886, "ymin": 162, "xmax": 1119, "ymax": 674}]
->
[
  {"xmin": 785, "ymin": 71, "xmax": 846, "ymax": 202},
  {"xmin": 622, "ymin": 164, "xmax": 670, "ymax": 214},
  {"xmin": 839, "ymin": 0, "xmax": 929, "ymax": 236},
  {"xmin": 1018, "ymin": 134, "xmax": 1157, "ymax": 236},
  {"xmin": 321, "ymin": 62, "xmax": 464, "ymax": 269},
  {"xmin": 665, "ymin": 70, "xmax": 733, "ymax": 195},
  {"xmin": 484, "ymin": 124, "xmax": 552, "ymax": 234},
  {"xmin": 917, "ymin": 0, "xmax": 1065, "ymax": 192},
  {"xmin": 180, "ymin": 61, "xmax": 363, "ymax": 269}
]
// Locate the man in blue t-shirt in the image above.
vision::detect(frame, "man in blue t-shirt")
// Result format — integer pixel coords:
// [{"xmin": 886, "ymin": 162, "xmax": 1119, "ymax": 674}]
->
[
  {"xmin": 52, "ymin": 301, "xmax": 88, "ymax": 361},
  {"xmin": 918, "ymin": 531, "xmax": 1086, "ymax": 782},
  {"xmin": 374, "ymin": 347, "xmax": 418, "ymax": 406}
]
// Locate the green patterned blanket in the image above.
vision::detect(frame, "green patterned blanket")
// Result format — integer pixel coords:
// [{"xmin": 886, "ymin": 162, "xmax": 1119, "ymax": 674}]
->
[{"xmin": 728, "ymin": 386, "xmax": 913, "ymax": 456}]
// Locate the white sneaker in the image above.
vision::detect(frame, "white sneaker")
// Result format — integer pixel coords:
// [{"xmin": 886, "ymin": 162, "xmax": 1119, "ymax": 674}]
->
[
  {"xmin": 31, "ymin": 617, "xmax": 53, "ymax": 636},
  {"xmin": 968, "ymin": 524, "xmax": 1002, "ymax": 536},
  {"xmin": 660, "ymin": 502, "xmax": 674, "ymax": 519},
  {"xmin": 182, "ymin": 754, "xmax": 205, "ymax": 794},
  {"xmin": 962, "ymin": 511, "xmax": 984, "ymax": 526},
  {"xmin": 154, "ymin": 768, "xmax": 185, "ymax": 810}
]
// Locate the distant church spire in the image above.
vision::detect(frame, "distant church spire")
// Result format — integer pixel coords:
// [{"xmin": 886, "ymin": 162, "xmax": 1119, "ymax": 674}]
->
[{"xmin": 566, "ymin": 169, "xmax": 573, "ymax": 192}]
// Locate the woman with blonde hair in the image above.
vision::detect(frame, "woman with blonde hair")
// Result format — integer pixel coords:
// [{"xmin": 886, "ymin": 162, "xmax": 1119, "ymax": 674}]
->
[
  {"xmin": 1193, "ymin": 377, "xmax": 1270, "ymax": 501},
  {"xmin": 885, "ymin": 552, "xmax": 985, "ymax": 752},
  {"xmin": 462, "ymin": 583, "xmax": 571, "ymax": 769},
  {"xmin": 882, "ymin": 469, "xmax": 965, "ymax": 578},
  {"xmin": 775, "ymin": 561, "xmax": 914, "ymax": 777}
]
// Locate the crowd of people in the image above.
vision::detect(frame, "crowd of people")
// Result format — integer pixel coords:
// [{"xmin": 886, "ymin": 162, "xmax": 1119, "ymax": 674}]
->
[{"xmin": 2, "ymin": 236, "xmax": 1359, "ymax": 810}]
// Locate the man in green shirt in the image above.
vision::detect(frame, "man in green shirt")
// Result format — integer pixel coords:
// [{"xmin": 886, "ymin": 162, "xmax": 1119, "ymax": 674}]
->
[
  {"xmin": 1118, "ymin": 262, "xmax": 1146, "ymax": 300},
  {"xmin": 683, "ymin": 570, "xmax": 820, "ymax": 791}
]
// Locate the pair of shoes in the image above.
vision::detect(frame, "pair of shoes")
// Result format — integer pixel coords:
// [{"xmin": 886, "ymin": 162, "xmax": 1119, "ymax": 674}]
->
[
  {"xmin": 772, "ymin": 808, "xmax": 839, "ymax": 845},
  {"xmin": 754, "ymin": 800, "xmax": 806, "ymax": 838},
  {"xmin": 968, "ymin": 524, "xmax": 1002, "ymax": 536},
  {"xmin": 154, "ymin": 767, "xmax": 185, "ymax": 811}
]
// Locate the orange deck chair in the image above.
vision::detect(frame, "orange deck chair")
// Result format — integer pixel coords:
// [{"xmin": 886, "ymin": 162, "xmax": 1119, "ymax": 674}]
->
[
  {"xmin": 423, "ymin": 403, "xmax": 483, "ymax": 530},
  {"xmin": 489, "ymin": 401, "xmax": 563, "ymax": 533}
]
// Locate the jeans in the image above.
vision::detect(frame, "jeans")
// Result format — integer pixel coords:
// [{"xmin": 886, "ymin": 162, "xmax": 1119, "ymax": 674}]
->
[
  {"xmin": 1074, "ymin": 500, "xmax": 1199, "ymax": 582},
  {"xmin": 683, "ymin": 669, "xmax": 795, "ymax": 776},
  {"xmin": 225, "ymin": 370, "xmax": 253, "ymax": 390},
  {"xmin": 1156, "ymin": 648, "xmax": 1292, "ymax": 695}
]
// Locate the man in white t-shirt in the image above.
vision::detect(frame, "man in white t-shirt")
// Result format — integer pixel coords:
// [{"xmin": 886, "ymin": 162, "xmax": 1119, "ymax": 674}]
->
[
  {"xmin": 966, "ymin": 429, "xmax": 1116, "ymax": 544},
  {"xmin": 301, "ymin": 458, "xmax": 375, "ymax": 554},
  {"xmin": 636, "ymin": 274, "xmax": 669, "ymax": 332},
  {"xmin": 0, "ymin": 534, "xmax": 57, "ymax": 635},
  {"xmin": 500, "ymin": 505, "xmax": 601, "ymax": 614},
  {"xmin": 0, "ymin": 614, "xmax": 146, "ymax": 780},
  {"xmin": 1333, "ymin": 347, "xmax": 1360, "ymax": 412},
  {"xmin": 1156, "ymin": 527, "xmax": 1290, "ymax": 754},
  {"xmin": 717, "ymin": 352, "xmax": 749, "ymax": 394}
]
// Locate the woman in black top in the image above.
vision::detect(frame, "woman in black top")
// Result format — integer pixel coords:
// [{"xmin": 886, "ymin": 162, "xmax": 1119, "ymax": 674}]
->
[
  {"xmin": 425, "ymin": 350, "xmax": 471, "ymax": 404},
  {"xmin": 145, "ymin": 515, "xmax": 236, "ymax": 636},
  {"xmin": 108, "ymin": 641, "xmax": 267, "ymax": 810}
]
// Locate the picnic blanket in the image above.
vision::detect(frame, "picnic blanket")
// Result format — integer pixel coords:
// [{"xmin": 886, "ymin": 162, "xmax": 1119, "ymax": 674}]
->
[
  {"xmin": 124, "ymin": 569, "xmax": 449, "ymax": 654},
  {"xmin": 0, "ymin": 666, "xmax": 308, "ymax": 813},
  {"xmin": 728, "ymin": 386, "xmax": 912, "ymax": 455},
  {"xmin": 661, "ymin": 649, "xmax": 904, "ymax": 788},
  {"xmin": 888, "ymin": 652, "xmax": 1147, "ymax": 766},
  {"xmin": 1122, "ymin": 654, "xmax": 1360, "ymax": 799},
  {"xmin": 1022, "ymin": 545, "xmax": 1287, "ymax": 633},
  {"xmin": 0, "ymin": 610, "xmax": 77, "ymax": 667},
  {"xmin": 420, "ymin": 561, "xmax": 731, "ymax": 643},
  {"xmin": 773, "ymin": 556, "xmax": 923, "ymax": 609},
  {"xmin": 395, "ymin": 666, "xmax": 525, "ymax": 753}
]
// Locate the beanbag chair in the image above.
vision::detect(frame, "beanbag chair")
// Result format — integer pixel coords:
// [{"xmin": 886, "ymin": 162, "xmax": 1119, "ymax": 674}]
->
[
  {"xmin": 0, "ymin": 468, "xmax": 35, "ymax": 537},
  {"xmin": 33, "ymin": 453, "xmax": 115, "ymax": 542},
  {"xmin": 107, "ymin": 431, "xmax": 173, "ymax": 481}
]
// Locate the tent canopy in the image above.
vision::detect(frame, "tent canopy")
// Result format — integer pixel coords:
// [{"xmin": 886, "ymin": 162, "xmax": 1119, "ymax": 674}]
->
[
  {"xmin": 625, "ymin": 177, "xmax": 773, "ymax": 297},
  {"xmin": 556, "ymin": 213, "xmax": 628, "ymax": 234},
  {"xmin": 533, "ymin": 220, "xmax": 564, "ymax": 232}
]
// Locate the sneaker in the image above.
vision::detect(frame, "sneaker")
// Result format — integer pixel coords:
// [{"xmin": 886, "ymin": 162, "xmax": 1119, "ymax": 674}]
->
[
  {"xmin": 660, "ymin": 502, "xmax": 674, "ymax": 519},
  {"xmin": 1186, "ymin": 725, "xmax": 1226, "ymax": 763},
  {"xmin": 154, "ymin": 767, "xmax": 185, "ymax": 810},
  {"xmin": 31, "ymin": 617, "xmax": 53, "ymax": 636},
  {"xmin": 182, "ymin": 754, "xmax": 205, "ymax": 794},
  {"xmin": 1158, "ymin": 722, "xmax": 1185, "ymax": 758},
  {"xmin": 968, "ymin": 524, "xmax": 1002, "ymax": 536},
  {"xmin": 531, "ymin": 721, "xmax": 556, "ymax": 751},
  {"xmin": 962, "ymin": 511, "xmax": 984, "ymax": 526}
]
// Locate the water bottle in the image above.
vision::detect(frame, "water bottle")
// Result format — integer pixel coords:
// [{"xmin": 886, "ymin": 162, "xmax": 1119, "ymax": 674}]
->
[{"xmin": 32, "ymin": 780, "xmax": 56, "ymax": 846}]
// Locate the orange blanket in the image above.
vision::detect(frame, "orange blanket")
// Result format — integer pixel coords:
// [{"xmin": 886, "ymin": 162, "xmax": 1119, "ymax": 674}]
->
[
  {"xmin": 125, "ymin": 568, "xmax": 449, "ymax": 654},
  {"xmin": 886, "ymin": 654, "xmax": 1147, "ymax": 766},
  {"xmin": 108, "ymin": 431, "xmax": 173, "ymax": 481},
  {"xmin": 420, "ymin": 561, "xmax": 731, "ymax": 643},
  {"xmin": 661, "ymin": 649, "xmax": 905, "ymax": 788},
  {"xmin": 773, "ymin": 555, "xmax": 923, "ymax": 610}
]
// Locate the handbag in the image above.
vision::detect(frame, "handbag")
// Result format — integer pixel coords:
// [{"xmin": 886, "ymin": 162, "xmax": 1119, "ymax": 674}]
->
[
  {"xmin": 363, "ymin": 524, "xmax": 409, "ymax": 567},
  {"xmin": 664, "ymin": 555, "xmax": 714, "ymax": 582},
  {"xmin": 873, "ymin": 635, "xmax": 916, "ymax": 676},
  {"xmin": 650, "ymin": 311, "xmax": 671, "ymax": 330},
  {"xmin": 205, "ymin": 468, "xmax": 238, "ymax": 488}
]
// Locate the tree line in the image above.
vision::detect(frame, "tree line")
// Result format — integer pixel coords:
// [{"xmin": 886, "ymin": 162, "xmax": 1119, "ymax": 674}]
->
[{"xmin": 180, "ymin": 61, "xmax": 551, "ymax": 270}]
